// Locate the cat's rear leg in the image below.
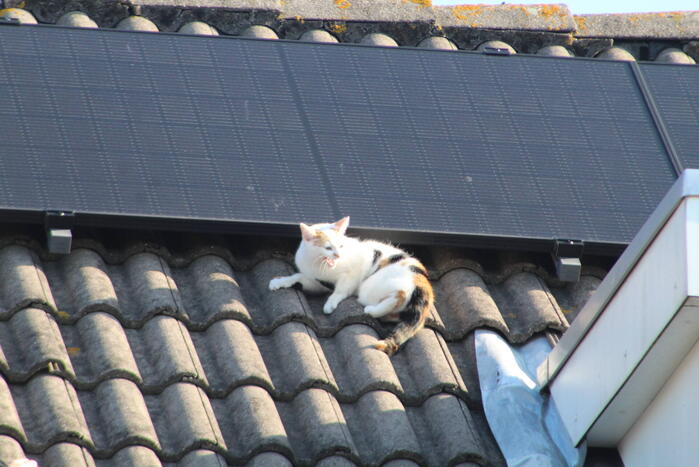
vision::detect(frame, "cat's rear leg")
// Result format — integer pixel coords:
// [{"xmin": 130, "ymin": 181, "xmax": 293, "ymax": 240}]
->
[{"xmin": 364, "ymin": 290, "xmax": 407, "ymax": 318}]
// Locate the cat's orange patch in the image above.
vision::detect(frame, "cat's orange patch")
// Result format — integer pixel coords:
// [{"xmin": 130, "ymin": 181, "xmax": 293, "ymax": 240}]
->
[
  {"xmin": 392, "ymin": 290, "xmax": 408, "ymax": 312},
  {"xmin": 312, "ymin": 230, "xmax": 329, "ymax": 247},
  {"xmin": 413, "ymin": 271, "xmax": 434, "ymax": 304}
]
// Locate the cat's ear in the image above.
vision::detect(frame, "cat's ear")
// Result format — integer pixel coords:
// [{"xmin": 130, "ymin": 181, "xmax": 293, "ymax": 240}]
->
[
  {"xmin": 300, "ymin": 223, "xmax": 316, "ymax": 241},
  {"xmin": 333, "ymin": 216, "xmax": 350, "ymax": 235}
]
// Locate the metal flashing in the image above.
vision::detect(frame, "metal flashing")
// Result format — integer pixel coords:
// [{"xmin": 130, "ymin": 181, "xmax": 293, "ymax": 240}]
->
[{"xmin": 538, "ymin": 169, "xmax": 699, "ymax": 388}]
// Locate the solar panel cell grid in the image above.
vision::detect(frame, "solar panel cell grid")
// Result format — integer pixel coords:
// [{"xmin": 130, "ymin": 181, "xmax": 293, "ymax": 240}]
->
[{"xmin": 0, "ymin": 25, "xmax": 681, "ymax": 248}]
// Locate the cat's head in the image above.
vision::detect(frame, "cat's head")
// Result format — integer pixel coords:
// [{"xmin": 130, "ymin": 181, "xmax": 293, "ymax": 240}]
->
[{"xmin": 299, "ymin": 217, "xmax": 350, "ymax": 268}]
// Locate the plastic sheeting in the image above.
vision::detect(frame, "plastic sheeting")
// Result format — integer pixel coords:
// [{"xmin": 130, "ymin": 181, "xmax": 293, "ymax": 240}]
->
[{"xmin": 475, "ymin": 329, "xmax": 586, "ymax": 467}]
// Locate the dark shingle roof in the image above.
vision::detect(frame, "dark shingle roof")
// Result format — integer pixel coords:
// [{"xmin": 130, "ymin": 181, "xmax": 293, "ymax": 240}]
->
[
  {"xmin": 1, "ymin": 1, "xmax": 697, "ymax": 63},
  {"xmin": 0, "ymin": 236, "xmax": 603, "ymax": 465}
]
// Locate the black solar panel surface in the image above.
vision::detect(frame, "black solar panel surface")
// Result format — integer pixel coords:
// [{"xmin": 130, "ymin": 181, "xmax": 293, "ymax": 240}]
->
[
  {"xmin": 640, "ymin": 63, "xmax": 699, "ymax": 171},
  {"xmin": 0, "ymin": 25, "xmax": 680, "ymax": 247}
]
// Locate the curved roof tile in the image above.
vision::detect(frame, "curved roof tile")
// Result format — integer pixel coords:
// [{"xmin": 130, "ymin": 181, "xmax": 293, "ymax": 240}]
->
[
  {"xmin": 656, "ymin": 47, "xmax": 696, "ymax": 64},
  {"xmin": 418, "ymin": 36, "xmax": 457, "ymax": 50},
  {"xmin": 56, "ymin": 11, "xmax": 97, "ymax": 28},
  {"xmin": 299, "ymin": 29, "xmax": 338, "ymax": 43},
  {"xmin": 115, "ymin": 16, "xmax": 159, "ymax": 32},
  {"xmin": 178, "ymin": 21, "xmax": 219, "ymax": 36},
  {"xmin": 0, "ymin": 8, "xmax": 37, "ymax": 24},
  {"xmin": 240, "ymin": 25, "xmax": 279, "ymax": 39},
  {"xmin": 0, "ymin": 240, "xmax": 599, "ymax": 465},
  {"xmin": 537, "ymin": 45, "xmax": 573, "ymax": 57},
  {"xmin": 597, "ymin": 46, "xmax": 636, "ymax": 61},
  {"xmin": 360, "ymin": 33, "xmax": 398, "ymax": 47},
  {"xmin": 477, "ymin": 40, "xmax": 516, "ymax": 54}
]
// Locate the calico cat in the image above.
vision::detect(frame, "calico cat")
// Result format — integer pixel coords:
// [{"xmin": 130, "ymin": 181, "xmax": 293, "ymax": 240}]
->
[{"xmin": 269, "ymin": 217, "xmax": 434, "ymax": 356}]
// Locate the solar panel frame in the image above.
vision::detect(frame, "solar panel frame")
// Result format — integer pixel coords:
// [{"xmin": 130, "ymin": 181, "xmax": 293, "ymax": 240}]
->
[{"xmin": 0, "ymin": 23, "xmax": 685, "ymax": 255}]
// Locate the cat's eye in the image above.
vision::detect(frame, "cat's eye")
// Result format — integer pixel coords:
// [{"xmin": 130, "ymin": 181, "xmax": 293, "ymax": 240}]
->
[{"xmin": 325, "ymin": 246, "xmax": 332, "ymax": 250}]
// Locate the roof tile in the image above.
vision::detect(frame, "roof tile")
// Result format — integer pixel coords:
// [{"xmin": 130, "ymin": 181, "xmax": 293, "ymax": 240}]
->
[
  {"xmin": 245, "ymin": 452, "xmax": 293, "ymax": 467},
  {"xmin": 174, "ymin": 449, "xmax": 228, "ymax": 467},
  {"xmin": 0, "ymin": 246, "xmax": 55, "ymax": 317},
  {"xmin": 47, "ymin": 249, "xmax": 118, "ymax": 320},
  {"xmin": 0, "ymin": 378, "xmax": 26, "ymax": 445},
  {"xmin": 434, "ymin": 268, "xmax": 505, "ymax": 340},
  {"xmin": 406, "ymin": 393, "xmax": 487, "ymax": 466},
  {"xmin": 173, "ymin": 255, "xmax": 252, "ymax": 329},
  {"xmin": 343, "ymin": 390, "xmax": 421, "ymax": 464},
  {"xmin": 0, "ymin": 308, "xmax": 73, "ymax": 382},
  {"xmin": 178, "ymin": 21, "xmax": 219, "ymax": 35},
  {"xmin": 319, "ymin": 324, "xmax": 404, "ymax": 399},
  {"xmin": 574, "ymin": 12, "xmax": 699, "ymax": 39},
  {"xmin": 145, "ymin": 382, "xmax": 226, "ymax": 458},
  {"xmin": 65, "ymin": 312, "xmax": 142, "ymax": 387},
  {"xmin": 488, "ymin": 272, "xmax": 568, "ymax": 342},
  {"xmin": 56, "ymin": 11, "xmax": 98, "ymax": 28},
  {"xmin": 0, "ymin": 240, "xmax": 600, "ymax": 465},
  {"xmin": 79, "ymin": 379, "xmax": 158, "ymax": 454},
  {"xmin": 0, "ymin": 435, "xmax": 26, "ymax": 464},
  {"xmin": 105, "ymin": 445, "xmax": 160, "ymax": 466},
  {"xmin": 130, "ymin": 315, "xmax": 208, "ymax": 390},
  {"xmin": 256, "ymin": 322, "xmax": 338, "ymax": 399},
  {"xmin": 41, "ymin": 442, "xmax": 94, "ymax": 466},
  {"xmin": 11, "ymin": 374, "xmax": 91, "ymax": 451},
  {"xmin": 116, "ymin": 16, "xmax": 159, "ymax": 32},
  {"xmin": 280, "ymin": 388, "xmax": 356, "ymax": 463},
  {"xmin": 240, "ymin": 25, "xmax": 279, "ymax": 39},
  {"xmin": 192, "ymin": 318, "xmax": 273, "ymax": 395},
  {"xmin": 213, "ymin": 385, "xmax": 289, "ymax": 460}
]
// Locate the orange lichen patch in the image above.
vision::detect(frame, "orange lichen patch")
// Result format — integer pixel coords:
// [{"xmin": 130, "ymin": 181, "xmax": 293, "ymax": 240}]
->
[
  {"xmin": 452, "ymin": 5, "xmax": 484, "ymax": 21},
  {"xmin": 67, "ymin": 347, "xmax": 81, "ymax": 356},
  {"xmin": 328, "ymin": 23, "xmax": 347, "ymax": 34},
  {"xmin": 518, "ymin": 5, "xmax": 532, "ymax": 17},
  {"xmin": 293, "ymin": 14, "xmax": 304, "ymax": 23},
  {"xmin": 56, "ymin": 311, "xmax": 71, "ymax": 320},
  {"xmin": 573, "ymin": 15, "xmax": 587, "ymax": 32},
  {"xmin": 404, "ymin": 0, "xmax": 432, "ymax": 7},
  {"xmin": 334, "ymin": 0, "xmax": 351, "ymax": 10},
  {"xmin": 539, "ymin": 4, "xmax": 565, "ymax": 18}
]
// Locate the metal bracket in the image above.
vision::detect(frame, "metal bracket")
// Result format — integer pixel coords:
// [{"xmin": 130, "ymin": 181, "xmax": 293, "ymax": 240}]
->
[
  {"xmin": 552, "ymin": 239, "xmax": 583, "ymax": 282},
  {"xmin": 482, "ymin": 46, "xmax": 513, "ymax": 56},
  {"xmin": 44, "ymin": 211, "xmax": 75, "ymax": 255},
  {"xmin": 0, "ymin": 17, "xmax": 20, "ymax": 25}
]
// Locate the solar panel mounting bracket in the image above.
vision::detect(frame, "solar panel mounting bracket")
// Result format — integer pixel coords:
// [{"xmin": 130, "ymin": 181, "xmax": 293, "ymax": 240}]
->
[
  {"xmin": 0, "ymin": 17, "xmax": 21, "ymax": 26},
  {"xmin": 552, "ymin": 239, "xmax": 584, "ymax": 282},
  {"xmin": 44, "ymin": 210, "xmax": 75, "ymax": 255}
]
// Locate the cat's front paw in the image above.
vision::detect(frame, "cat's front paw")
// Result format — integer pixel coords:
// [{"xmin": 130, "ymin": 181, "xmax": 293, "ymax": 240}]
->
[
  {"xmin": 323, "ymin": 301, "xmax": 336, "ymax": 315},
  {"xmin": 363, "ymin": 305, "xmax": 379, "ymax": 317},
  {"xmin": 269, "ymin": 276, "xmax": 291, "ymax": 291}
]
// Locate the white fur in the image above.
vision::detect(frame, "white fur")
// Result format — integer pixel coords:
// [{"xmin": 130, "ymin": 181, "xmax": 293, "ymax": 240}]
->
[{"xmin": 269, "ymin": 218, "xmax": 417, "ymax": 315}]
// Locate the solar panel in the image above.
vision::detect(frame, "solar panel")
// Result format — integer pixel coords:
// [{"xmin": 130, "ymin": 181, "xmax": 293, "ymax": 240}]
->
[
  {"xmin": 0, "ymin": 24, "xmax": 681, "ymax": 252},
  {"xmin": 639, "ymin": 63, "xmax": 699, "ymax": 171}
]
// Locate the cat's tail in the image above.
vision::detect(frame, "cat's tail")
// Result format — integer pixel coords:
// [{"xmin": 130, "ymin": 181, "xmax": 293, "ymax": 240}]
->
[{"xmin": 375, "ymin": 271, "xmax": 434, "ymax": 356}]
